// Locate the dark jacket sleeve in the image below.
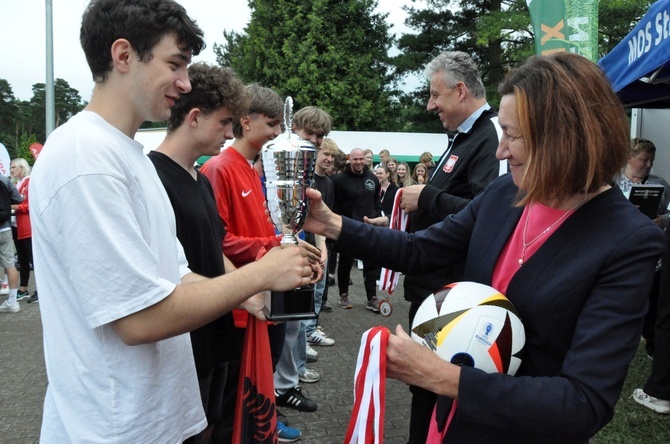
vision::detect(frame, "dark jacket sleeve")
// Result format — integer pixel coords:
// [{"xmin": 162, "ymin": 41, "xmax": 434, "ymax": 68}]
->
[
  {"xmin": 4, "ymin": 177, "xmax": 23, "ymax": 204},
  {"xmin": 418, "ymin": 113, "xmax": 502, "ymax": 222},
  {"xmin": 418, "ymin": 151, "xmax": 500, "ymax": 220}
]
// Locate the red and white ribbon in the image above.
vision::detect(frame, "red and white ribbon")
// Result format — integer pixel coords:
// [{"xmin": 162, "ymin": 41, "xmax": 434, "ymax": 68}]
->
[
  {"xmin": 379, "ymin": 189, "xmax": 408, "ymax": 294},
  {"xmin": 344, "ymin": 326, "xmax": 390, "ymax": 444}
]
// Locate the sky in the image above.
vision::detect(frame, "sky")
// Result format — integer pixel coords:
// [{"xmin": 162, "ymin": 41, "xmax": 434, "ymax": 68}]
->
[{"xmin": 0, "ymin": 0, "xmax": 419, "ymax": 103}]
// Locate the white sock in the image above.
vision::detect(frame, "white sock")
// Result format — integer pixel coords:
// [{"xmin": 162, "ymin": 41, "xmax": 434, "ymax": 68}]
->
[{"xmin": 8, "ymin": 288, "xmax": 18, "ymax": 305}]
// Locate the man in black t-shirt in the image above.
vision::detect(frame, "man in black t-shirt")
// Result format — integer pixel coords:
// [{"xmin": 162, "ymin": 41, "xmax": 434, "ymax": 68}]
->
[{"xmin": 148, "ymin": 63, "xmax": 293, "ymax": 444}]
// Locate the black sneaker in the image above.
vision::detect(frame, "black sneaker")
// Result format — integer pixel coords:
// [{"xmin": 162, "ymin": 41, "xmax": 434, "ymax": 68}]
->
[
  {"xmin": 277, "ymin": 409, "xmax": 289, "ymax": 426},
  {"xmin": 16, "ymin": 290, "xmax": 30, "ymax": 301},
  {"xmin": 27, "ymin": 292, "xmax": 38, "ymax": 304},
  {"xmin": 276, "ymin": 386, "xmax": 317, "ymax": 412}
]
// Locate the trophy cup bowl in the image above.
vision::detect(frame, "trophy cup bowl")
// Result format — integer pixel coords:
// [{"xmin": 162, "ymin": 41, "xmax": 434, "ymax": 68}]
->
[{"xmin": 262, "ymin": 126, "xmax": 318, "ymax": 321}]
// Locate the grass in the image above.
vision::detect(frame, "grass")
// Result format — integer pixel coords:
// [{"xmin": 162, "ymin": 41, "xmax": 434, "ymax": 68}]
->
[{"xmin": 593, "ymin": 341, "xmax": 670, "ymax": 443}]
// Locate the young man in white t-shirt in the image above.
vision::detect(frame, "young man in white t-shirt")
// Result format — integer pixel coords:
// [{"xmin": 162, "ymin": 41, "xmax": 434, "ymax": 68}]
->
[{"xmin": 30, "ymin": 1, "xmax": 318, "ymax": 442}]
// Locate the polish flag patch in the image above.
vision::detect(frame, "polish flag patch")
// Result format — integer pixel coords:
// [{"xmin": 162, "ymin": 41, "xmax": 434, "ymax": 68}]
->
[{"xmin": 443, "ymin": 155, "xmax": 459, "ymax": 173}]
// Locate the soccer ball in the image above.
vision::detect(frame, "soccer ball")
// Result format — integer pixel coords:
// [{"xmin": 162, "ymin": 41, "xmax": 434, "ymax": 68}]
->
[{"xmin": 410, "ymin": 281, "xmax": 525, "ymax": 375}]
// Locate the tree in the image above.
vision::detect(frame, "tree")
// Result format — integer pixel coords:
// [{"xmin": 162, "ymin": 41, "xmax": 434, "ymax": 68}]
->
[
  {"xmin": 29, "ymin": 79, "xmax": 85, "ymax": 142},
  {"xmin": 0, "ymin": 78, "xmax": 85, "ymax": 157},
  {"xmin": 598, "ymin": 0, "xmax": 653, "ymax": 58},
  {"xmin": 0, "ymin": 79, "xmax": 19, "ymax": 154},
  {"xmin": 214, "ymin": 0, "xmax": 403, "ymax": 131},
  {"xmin": 17, "ymin": 133, "xmax": 38, "ymax": 165}
]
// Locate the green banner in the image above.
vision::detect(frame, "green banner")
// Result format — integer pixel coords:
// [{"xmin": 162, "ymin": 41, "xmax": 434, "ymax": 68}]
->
[{"xmin": 526, "ymin": 0, "xmax": 599, "ymax": 61}]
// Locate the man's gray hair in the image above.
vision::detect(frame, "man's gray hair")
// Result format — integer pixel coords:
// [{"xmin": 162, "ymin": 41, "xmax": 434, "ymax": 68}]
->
[{"xmin": 425, "ymin": 51, "xmax": 486, "ymax": 99}]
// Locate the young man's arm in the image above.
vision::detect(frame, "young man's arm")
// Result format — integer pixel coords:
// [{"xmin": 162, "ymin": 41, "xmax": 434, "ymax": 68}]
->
[
  {"xmin": 112, "ymin": 244, "xmax": 313, "ymax": 345},
  {"xmin": 224, "ymin": 253, "xmax": 269, "ymax": 320}
]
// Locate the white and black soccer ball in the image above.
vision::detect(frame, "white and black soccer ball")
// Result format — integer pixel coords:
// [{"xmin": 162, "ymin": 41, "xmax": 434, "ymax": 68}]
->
[{"xmin": 411, "ymin": 281, "xmax": 525, "ymax": 375}]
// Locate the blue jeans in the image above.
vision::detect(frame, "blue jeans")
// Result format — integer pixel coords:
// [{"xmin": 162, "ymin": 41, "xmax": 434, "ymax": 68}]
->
[{"xmin": 304, "ymin": 272, "xmax": 326, "ymax": 339}]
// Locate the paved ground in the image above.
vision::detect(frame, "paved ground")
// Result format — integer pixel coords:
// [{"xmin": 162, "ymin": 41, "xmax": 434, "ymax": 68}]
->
[
  {"xmin": 0, "ymin": 277, "xmax": 45, "ymax": 444},
  {"xmin": 0, "ymin": 271, "xmax": 412, "ymax": 443}
]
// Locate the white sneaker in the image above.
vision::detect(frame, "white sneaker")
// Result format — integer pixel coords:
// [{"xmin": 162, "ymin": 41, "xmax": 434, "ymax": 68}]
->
[
  {"xmin": 0, "ymin": 300, "xmax": 20, "ymax": 313},
  {"xmin": 632, "ymin": 388, "xmax": 670, "ymax": 414},
  {"xmin": 306, "ymin": 345, "xmax": 318, "ymax": 359},
  {"xmin": 308, "ymin": 330, "xmax": 335, "ymax": 346},
  {"xmin": 299, "ymin": 368, "xmax": 320, "ymax": 383},
  {"xmin": 0, "ymin": 285, "xmax": 8, "ymax": 295}
]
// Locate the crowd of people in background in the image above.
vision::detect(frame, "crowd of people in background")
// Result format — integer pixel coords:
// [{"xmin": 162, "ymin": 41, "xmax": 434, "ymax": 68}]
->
[{"xmin": 1, "ymin": 1, "xmax": 669, "ymax": 443}]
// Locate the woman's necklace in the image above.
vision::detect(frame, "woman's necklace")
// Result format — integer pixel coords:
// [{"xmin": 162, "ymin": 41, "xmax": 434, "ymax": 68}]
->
[{"xmin": 518, "ymin": 195, "xmax": 588, "ymax": 267}]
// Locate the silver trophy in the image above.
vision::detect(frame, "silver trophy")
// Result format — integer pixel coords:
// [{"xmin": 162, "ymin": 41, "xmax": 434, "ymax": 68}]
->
[{"xmin": 262, "ymin": 97, "xmax": 317, "ymax": 320}]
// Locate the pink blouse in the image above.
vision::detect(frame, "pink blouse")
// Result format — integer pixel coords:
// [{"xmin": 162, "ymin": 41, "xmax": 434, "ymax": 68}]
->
[{"xmin": 492, "ymin": 203, "xmax": 576, "ymax": 294}]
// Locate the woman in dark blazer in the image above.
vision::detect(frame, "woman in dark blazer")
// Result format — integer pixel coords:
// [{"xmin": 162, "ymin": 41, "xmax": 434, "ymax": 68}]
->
[{"xmin": 304, "ymin": 53, "xmax": 666, "ymax": 443}]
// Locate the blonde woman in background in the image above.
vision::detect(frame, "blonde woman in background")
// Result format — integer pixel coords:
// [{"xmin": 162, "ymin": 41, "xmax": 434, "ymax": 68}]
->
[
  {"xmin": 412, "ymin": 162, "xmax": 429, "ymax": 184},
  {"xmin": 10, "ymin": 158, "xmax": 37, "ymax": 303},
  {"xmin": 386, "ymin": 157, "xmax": 399, "ymax": 185},
  {"xmin": 363, "ymin": 149, "xmax": 374, "ymax": 169},
  {"xmin": 397, "ymin": 162, "xmax": 416, "ymax": 188}
]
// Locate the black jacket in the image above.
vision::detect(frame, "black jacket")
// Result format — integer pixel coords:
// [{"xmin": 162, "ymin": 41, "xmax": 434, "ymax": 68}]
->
[
  {"xmin": 380, "ymin": 181, "xmax": 399, "ymax": 217},
  {"xmin": 404, "ymin": 108, "xmax": 503, "ymax": 302}
]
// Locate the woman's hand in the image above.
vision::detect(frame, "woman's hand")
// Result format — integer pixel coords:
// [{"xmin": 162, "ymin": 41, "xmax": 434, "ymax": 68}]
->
[{"xmin": 386, "ymin": 324, "xmax": 461, "ymax": 399}]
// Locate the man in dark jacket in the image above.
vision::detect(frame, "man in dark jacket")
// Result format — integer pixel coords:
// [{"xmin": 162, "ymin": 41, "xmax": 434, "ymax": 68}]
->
[
  {"xmin": 399, "ymin": 50, "xmax": 505, "ymax": 443},
  {"xmin": 332, "ymin": 148, "xmax": 383, "ymax": 311}
]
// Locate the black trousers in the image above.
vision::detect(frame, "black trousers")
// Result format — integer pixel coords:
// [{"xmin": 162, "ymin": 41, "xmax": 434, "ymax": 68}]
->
[
  {"xmin": 642, "ymin": 270, "xmax": 661, "ymax": 355},
  {"xmin": 407, "ymin": 300, "xmax": 437, "ymax": 444},
  {"xmin": 337, "ymin": 252, "xmax": 379, "ymax": 300},
  {"xmin": 644, "ymin": 228, "xmax": 670, "ymax": 400},
  {"xmin": 12, "ymin": 228, "xmax": 33, "ymax": 288}
]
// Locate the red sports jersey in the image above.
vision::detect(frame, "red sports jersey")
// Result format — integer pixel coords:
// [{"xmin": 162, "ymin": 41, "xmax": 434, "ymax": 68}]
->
[{"xmin": 201, "ymin": 147, "xmax": 280, "ymax": 268}]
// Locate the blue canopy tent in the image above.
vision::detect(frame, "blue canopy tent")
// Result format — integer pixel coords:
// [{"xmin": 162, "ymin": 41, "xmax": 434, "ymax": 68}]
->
[{"xmin": 598, "ymin": 0, "xmax": 670, "ymax": 108}]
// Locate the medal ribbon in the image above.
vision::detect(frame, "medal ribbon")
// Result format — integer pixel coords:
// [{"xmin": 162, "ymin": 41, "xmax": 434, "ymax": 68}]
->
[
  {"xmin": 344, "ymin": 326, "xmax": 390, "ymax": 444},
  {"xmin": 378, "ymin": 189, "xmax": 408, "ymax": 294}
]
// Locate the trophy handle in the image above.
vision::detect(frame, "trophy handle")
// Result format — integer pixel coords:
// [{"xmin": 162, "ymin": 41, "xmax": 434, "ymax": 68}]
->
[{"xmin": 284, "ymin": 96, "xmax": 293, "ymax": 137}]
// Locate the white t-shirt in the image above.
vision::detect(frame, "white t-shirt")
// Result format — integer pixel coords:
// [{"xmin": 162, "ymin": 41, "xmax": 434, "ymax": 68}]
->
[{"xmin": 31, "ymin": 111, "xmax": 206, "ymax": 443}]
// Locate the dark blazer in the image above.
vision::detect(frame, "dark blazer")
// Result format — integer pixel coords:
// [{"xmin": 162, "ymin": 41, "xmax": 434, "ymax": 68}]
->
[{"xmin": 335, "ymin": 174, "xmax": 665, "ymax": 443}]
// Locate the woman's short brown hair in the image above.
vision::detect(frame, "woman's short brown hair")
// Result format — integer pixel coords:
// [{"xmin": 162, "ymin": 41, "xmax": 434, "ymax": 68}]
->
[
  {"xmin": 630, "ymin": 138, "xmax": 656, "ymax": 157},
  {"xmin": 499, "ymin": 53, "xmax": 629, "ymax": 205}
]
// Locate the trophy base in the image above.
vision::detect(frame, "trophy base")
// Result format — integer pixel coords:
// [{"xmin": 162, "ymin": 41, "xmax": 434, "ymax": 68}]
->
[{"xmin": 264, "ymin": 286, "xmax": 317, "ymax": 321}]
